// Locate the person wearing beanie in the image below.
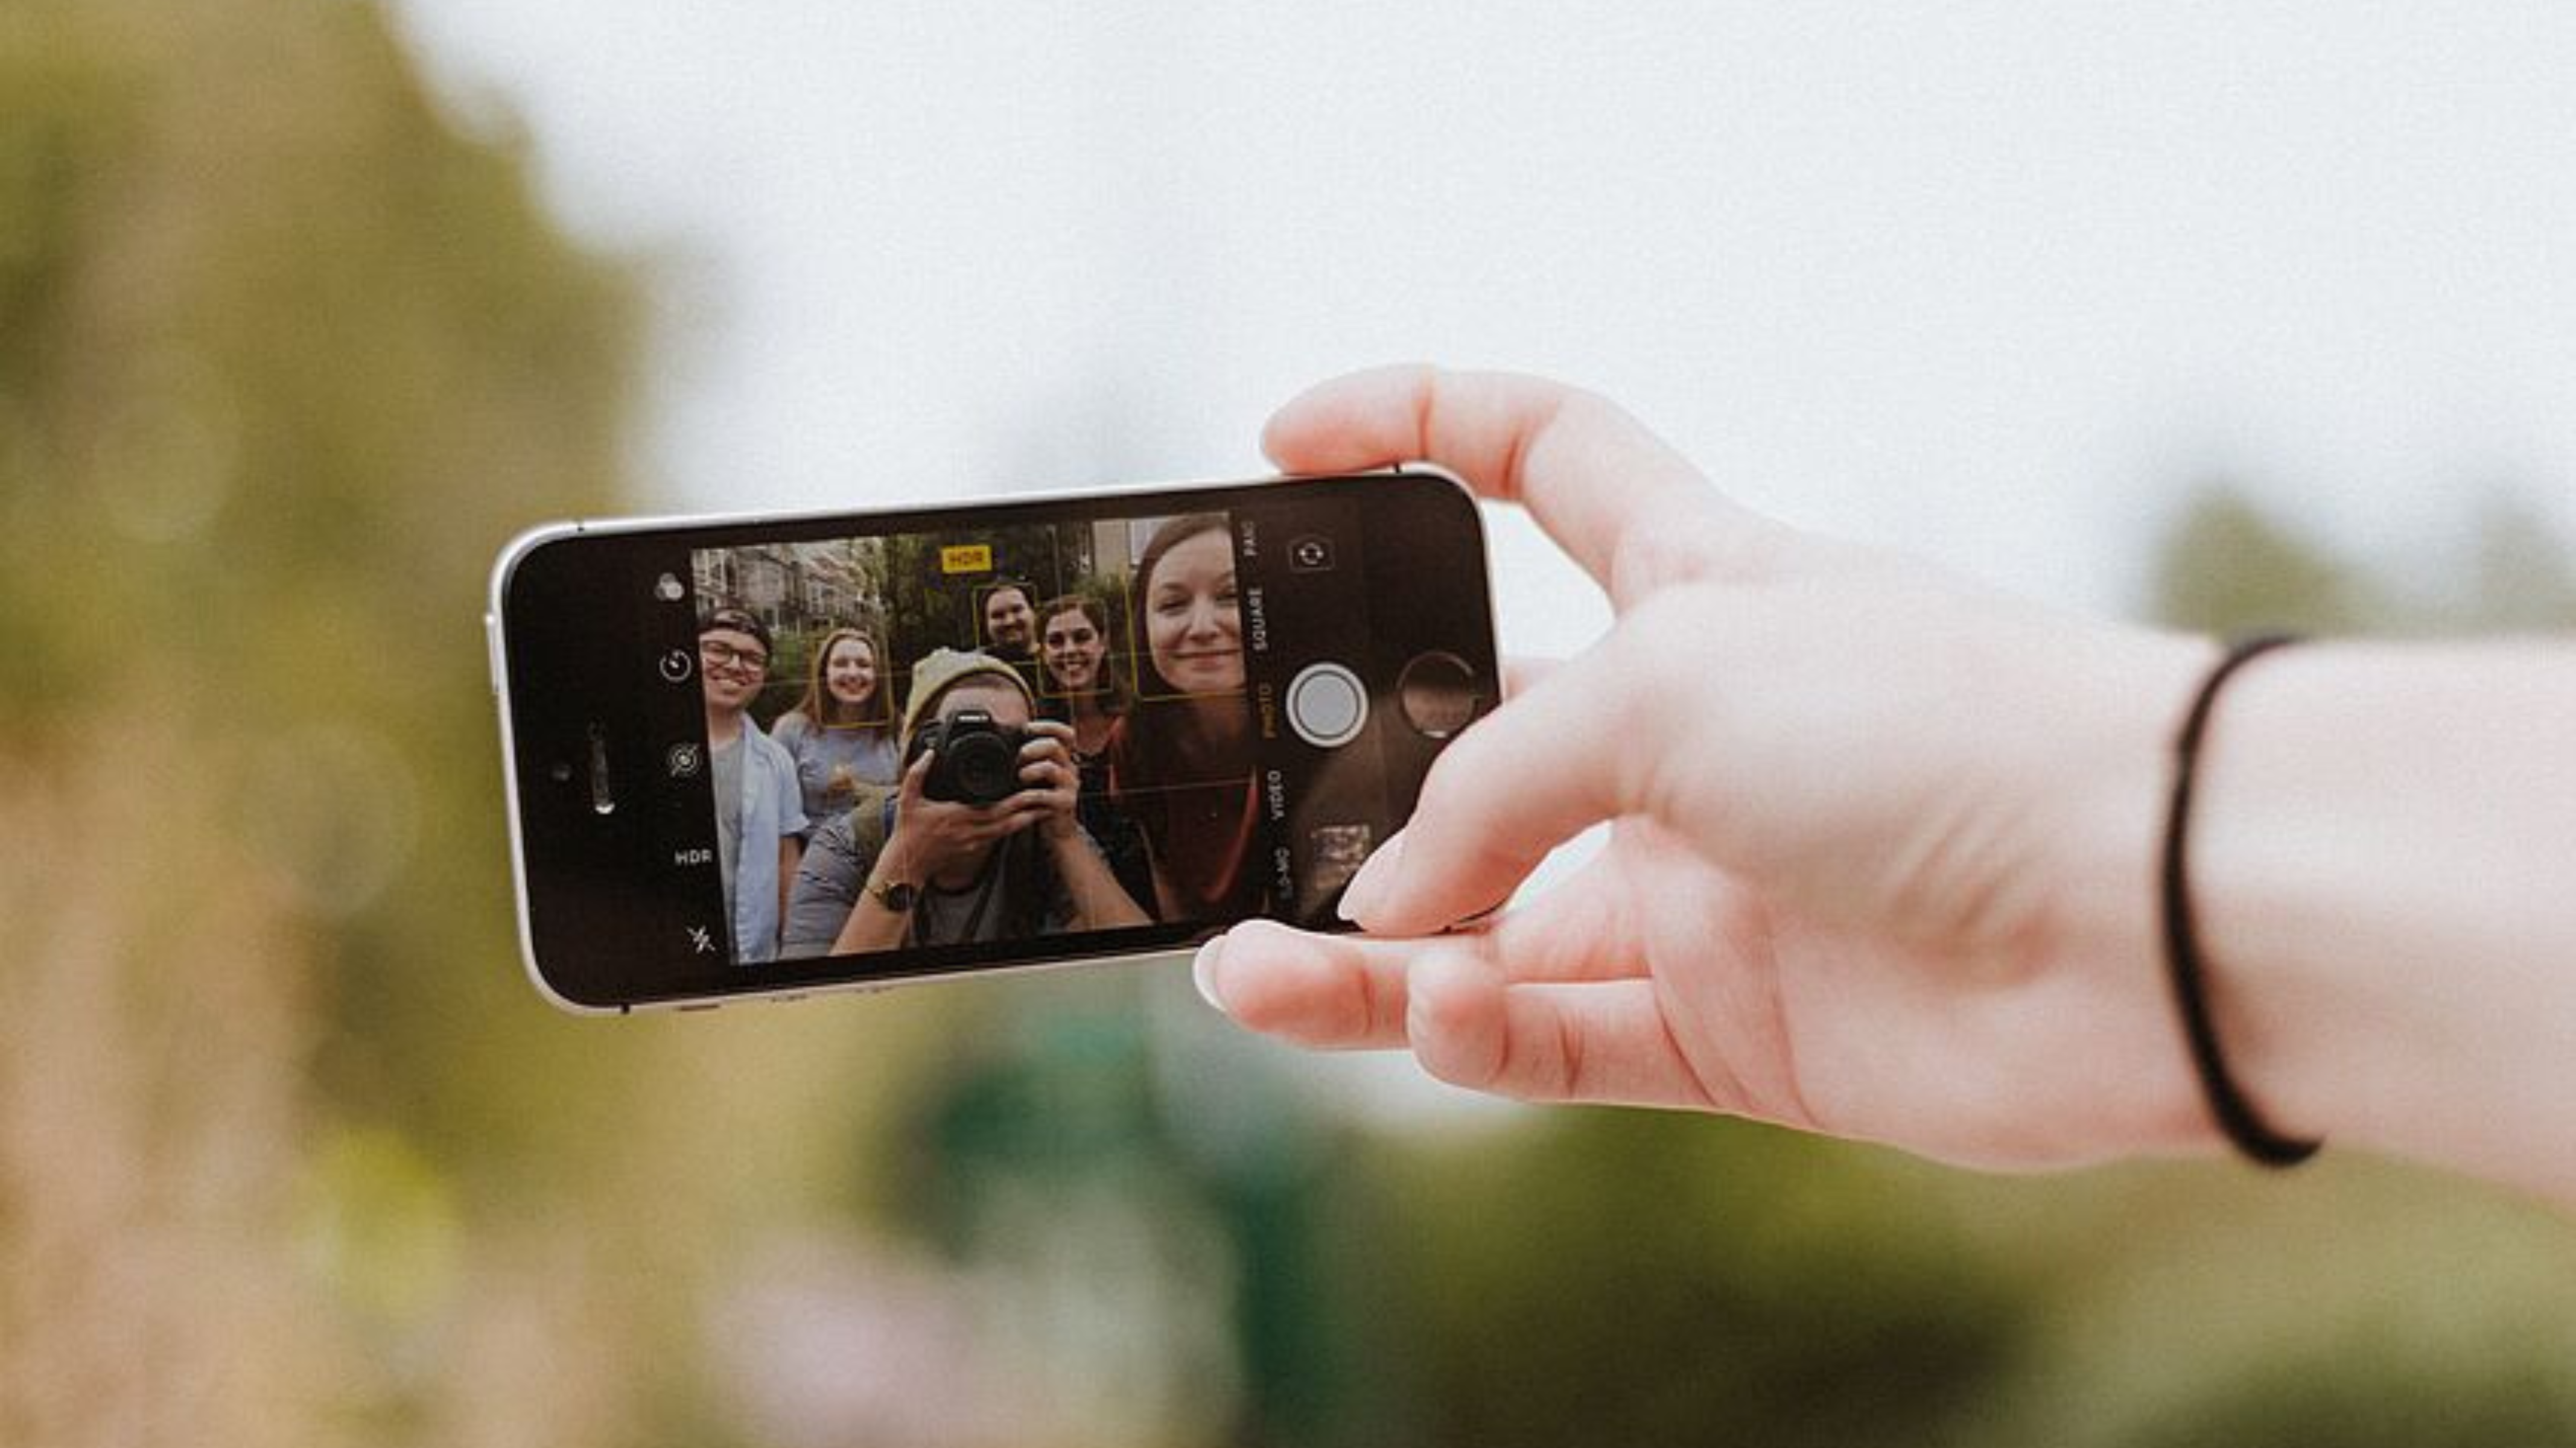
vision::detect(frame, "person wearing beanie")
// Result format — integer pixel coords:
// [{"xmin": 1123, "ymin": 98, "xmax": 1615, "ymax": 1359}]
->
[{"xmin": 778, "ymin": 648, "xmax": 1148, "ymax": 956}]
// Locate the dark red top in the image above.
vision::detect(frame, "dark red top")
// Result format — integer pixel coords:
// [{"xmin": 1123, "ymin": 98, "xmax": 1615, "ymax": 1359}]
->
[{"xmin": 1104, "ymin": 705, "xmax": 1264, "ymax": 921}]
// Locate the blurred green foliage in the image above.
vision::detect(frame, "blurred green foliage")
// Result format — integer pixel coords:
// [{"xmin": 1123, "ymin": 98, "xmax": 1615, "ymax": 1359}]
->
[
  {"xmin": 1, "ymin": 1, "xmax": 761, "ymax": 1441},
  {"xmin": 2149, "ymin": 484, "xmax": 2376, "ymax": 634},
  {"xmin": 1352, "ymin": 1114, "xmax": 2025, "ymax": 1448},
  {"xmin": 0, "ymin": 0, "xmax": 649, "ymax": 1178},
  {"xmin": 2153, "ymin": 478, "xmax": 2576, "ymax": 636}
]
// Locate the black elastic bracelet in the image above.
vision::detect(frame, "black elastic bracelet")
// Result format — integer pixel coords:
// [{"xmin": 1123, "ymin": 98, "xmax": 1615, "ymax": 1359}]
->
[{"xmin": 2161, "ymin": 632, "xmax": 2324, "ymax": 1168}]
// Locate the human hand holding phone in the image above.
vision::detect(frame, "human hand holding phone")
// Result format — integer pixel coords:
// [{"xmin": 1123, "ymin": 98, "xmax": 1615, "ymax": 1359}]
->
[
  {"xmin": 1195, "ymin": 366, "xmax": 2231, "ymax": 1171},
  {"xmin": 1200, "ymin": 365, "xmax": 2576, "ymax": 1208}
]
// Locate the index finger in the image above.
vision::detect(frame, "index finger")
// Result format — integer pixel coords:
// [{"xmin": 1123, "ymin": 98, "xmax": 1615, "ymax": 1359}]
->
[
  {"xmin": 895, "ymin": 748, "xmax": 933, "ymax": 800},
  {"xmin": 1261, "ymin": 366, "xmax": 1773, "ymax": 605}
]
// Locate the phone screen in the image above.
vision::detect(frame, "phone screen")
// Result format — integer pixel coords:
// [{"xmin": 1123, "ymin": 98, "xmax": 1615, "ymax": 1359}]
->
[{"xmin": 494, "ymin": 471, "xmax": 1495, "ymax": 1011}]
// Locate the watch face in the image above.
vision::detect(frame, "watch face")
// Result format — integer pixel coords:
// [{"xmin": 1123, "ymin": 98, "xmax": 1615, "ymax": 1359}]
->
[{"xmin": 879, "ymin": 882, "xmax": 917, "ymax": 913}]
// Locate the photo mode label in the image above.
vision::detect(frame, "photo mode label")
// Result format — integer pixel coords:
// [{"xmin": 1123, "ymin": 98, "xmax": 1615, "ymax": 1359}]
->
[{"xmin": 940, "ymin": 544, "xmax": 993, "ymax": 574}]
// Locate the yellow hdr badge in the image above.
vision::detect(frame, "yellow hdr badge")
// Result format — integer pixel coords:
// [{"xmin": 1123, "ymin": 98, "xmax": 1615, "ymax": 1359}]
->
[{"xmin": 940, "ymin": 544, "xmax": 993, "ymax": 574}]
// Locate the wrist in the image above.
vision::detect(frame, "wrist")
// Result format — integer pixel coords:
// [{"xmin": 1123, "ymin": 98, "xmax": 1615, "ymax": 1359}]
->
[
  {"xmin": 2101, "ymin": 638, "xmax": 2576, "ymax": 1197},
  {"xmin": 2179, "ymin": 642, "xmax": 2576, "ymax": 1193},
  {"xmin": 2027, "ymin": 627, "xmax": 2237, "ymax": 1158},
  {"xmin": 2180, "ymin": 644, "xmax": 2396, "ymax": 1163},
  {"xmin": 2160, "ymin": 635, "xmax": 2324, "ymax": 1166},
  {"xmin": 867, "ymin": 838, "xmax": 917, "ymax": 891}
]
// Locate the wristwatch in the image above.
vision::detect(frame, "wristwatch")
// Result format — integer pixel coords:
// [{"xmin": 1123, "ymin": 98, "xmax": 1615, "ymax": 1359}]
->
[{"xmin": 865, "ymin": 877, "xmax": 917, "ymax": 913}]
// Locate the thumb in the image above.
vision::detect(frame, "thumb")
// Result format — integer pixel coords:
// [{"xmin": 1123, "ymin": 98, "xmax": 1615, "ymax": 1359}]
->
[{"xmin": 1338, "ymin": 636, "xmax": 1646, "ymax": 935}]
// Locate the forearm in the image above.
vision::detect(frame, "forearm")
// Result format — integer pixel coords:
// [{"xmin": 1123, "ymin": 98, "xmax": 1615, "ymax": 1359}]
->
[
  {"xmin": 1051, "ymin": 830, "xmax": 1150, "ymax": 929},
  {"xmin": 830, "ymin": 845, "xmax": 915, "ymax": 955},
  {"xmin": 2187, "ymin": 641, "xmax": 2576, "ymax": 1198}
]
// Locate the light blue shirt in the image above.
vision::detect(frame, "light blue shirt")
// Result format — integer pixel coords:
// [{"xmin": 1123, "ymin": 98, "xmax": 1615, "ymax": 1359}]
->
[{"xmin": 728, "ymin": 720, "xmax": 809, "ymax": 964}]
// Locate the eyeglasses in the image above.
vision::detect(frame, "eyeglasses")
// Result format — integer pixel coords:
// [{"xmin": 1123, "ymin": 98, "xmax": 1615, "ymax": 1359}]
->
[{"xmin": 700, "ymin": 640, "xmax": 770, "ymax": 673}]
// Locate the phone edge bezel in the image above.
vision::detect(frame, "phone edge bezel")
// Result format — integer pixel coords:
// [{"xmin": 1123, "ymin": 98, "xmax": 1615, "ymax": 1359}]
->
[{"xmin": 485, "ymin": 462, "xmax": 1482, "ymax": 1017}]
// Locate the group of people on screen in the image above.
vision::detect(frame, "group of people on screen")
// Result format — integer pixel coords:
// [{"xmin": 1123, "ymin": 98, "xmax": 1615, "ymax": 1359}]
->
[{"xmin": 693, "ymin": 515, "xmax": 1262, "ymax": 964}]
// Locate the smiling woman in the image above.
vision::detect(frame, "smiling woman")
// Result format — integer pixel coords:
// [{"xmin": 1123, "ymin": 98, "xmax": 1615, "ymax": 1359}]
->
[
  {"xmin": 771, "ymin": 623, "xmax": 903, "ymax": 823},
  {"xmin": 1106, "ymin": 513, "xmax": 1264, "ymax": 921},
  {"xmin": 1036, "ymin": 592, "xmax": 1156, "ymax": 915},
  {"xmin": 1137, "ymin": 520, "xmax": 1246, "ymax": 699}
]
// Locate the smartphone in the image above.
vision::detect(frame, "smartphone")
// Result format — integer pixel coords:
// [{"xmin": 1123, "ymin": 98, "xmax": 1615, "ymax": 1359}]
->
[{"xmin": 488, "ymin": 467, "xmax": 1499, "ymax": 1013}]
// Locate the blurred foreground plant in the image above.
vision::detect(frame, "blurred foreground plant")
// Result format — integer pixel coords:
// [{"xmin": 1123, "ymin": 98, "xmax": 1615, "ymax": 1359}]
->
[{"xmin": 0, "ymin": 0, "xmax": 667, "ymax": 1442}]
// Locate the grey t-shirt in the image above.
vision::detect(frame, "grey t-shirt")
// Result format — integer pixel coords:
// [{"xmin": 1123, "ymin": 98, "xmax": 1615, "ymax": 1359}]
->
[
  {"xmin": 769, "ymin": 711, "xmax": 901, "ymax": 827},
  {"xmin": 779, "ymin": 795, "xmax": 1092, "ymax": 959}
]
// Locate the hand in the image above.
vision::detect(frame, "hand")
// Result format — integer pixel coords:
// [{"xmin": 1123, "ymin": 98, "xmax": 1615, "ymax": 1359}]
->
[
  {"xmin": 1195, "ymin": 366, "xmax": 2224, "ymax": 1170},
  {"xmin": 1014, "ymin": 720, "xmax": 1083, "ymax": 842},
  {"xmin": 885, "ymin": 749, "xmax": 1030, "ymax": 884}
]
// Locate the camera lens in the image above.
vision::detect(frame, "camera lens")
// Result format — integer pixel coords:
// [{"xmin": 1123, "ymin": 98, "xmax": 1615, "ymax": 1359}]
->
[{"xmin": 944, "ymin": 732, "xmax": 1019, "ymax": 804}]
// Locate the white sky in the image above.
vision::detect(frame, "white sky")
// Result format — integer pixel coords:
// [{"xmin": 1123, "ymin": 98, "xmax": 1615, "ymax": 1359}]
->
[{"xmin": 395, "ymin": 0, "xmax": 2576, "ymax": 659}]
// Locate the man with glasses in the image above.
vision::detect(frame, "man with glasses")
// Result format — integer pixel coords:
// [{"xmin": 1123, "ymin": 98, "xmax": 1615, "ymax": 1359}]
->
[{"xmin": 700, "ymin": 607, "xmax": 807, "ymax": 964}]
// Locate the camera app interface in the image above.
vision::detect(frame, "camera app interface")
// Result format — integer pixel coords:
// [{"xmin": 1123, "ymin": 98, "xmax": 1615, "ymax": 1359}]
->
[{"xmin": 661, "ymin": 500, "xmax": 1386, "ymax": 971}]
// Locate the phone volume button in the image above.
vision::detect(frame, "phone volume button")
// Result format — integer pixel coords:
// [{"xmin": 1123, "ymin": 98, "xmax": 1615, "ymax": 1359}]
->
[{"xmin": 484, "ymin": 614, "xmax": 506, "ymax": 697}]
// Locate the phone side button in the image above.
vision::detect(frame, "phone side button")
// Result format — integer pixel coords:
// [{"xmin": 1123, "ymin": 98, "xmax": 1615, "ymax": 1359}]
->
[
  {"xmin": 678, "ymin": 1001, "xmax": 722, "ymax": 1012},
  {"xmin": 484, "ymin": 613, "xmax": 506, "ymax": 697}
]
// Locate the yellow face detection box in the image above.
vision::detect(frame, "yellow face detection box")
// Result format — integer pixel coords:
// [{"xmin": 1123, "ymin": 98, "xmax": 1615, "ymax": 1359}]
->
[{"xmin": 940, "ymin": 544, "xmax": 994, "ymax": 574}]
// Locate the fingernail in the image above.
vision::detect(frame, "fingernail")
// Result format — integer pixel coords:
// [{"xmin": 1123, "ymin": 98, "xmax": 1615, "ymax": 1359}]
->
[
  {"xmin": 1191, "ymin": 935, "xmax": 1228, "ymax": 1014},
  {"xmin": 1337, "ymin": 834, "xmax": 1404, "ymax": 923}
]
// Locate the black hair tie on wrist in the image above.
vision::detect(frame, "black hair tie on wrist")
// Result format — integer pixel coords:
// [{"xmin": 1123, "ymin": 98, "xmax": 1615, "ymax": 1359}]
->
[{"xmin": 2162, "ymin": 632, "xmax": 2324, "ymax": 1168}]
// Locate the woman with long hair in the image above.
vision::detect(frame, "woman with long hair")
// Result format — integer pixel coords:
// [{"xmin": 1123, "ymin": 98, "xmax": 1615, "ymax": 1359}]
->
[
  {"xmin": 1037, "ymin": 593, "xmax": 1129, "ymax": 751},
  {"xmin": 1105, "ymin": 515, "xmax": 1264, "ymax": 921},
  {"xmin": 1038, "ymin": 592, "xmax": 1156, "ymax": 915},
  {"xmin": 770, "ymin": 623, "xmax": 902, "ymax": 825}
]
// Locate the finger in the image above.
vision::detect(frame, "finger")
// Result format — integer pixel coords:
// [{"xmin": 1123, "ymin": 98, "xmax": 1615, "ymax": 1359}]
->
[
  {"xmin": 1215, "ymin": 850, "xmax": 1659, "ymax": 1030},
  {"xmin": 1262, "ymin": 366, "xmax": 1772, "ymax": 603},
  {"xmin": 1341, "ymin": 634, "xmax": 1650, "ymax": 935},
  {"xmin": 997, "ymin": 776, "xmax": 1072, "ymax": 816},
  {"xmin": 1194, "ymin": 920, "xmax": 1414, "ymax": 1050},
  {"xmin": 896, "ymin": 749, "xmax": 934, "ymax": 802},
  {"xmin": 1405, "ymin": 946, "xmax": 1716, "ymax": 1110},
  {"xmin": 1502, "ymin": 653, "xmax": 1560, "ymax": 698},
  {"xmin": 1001, "ymin": 793, "xmax": 1070, "ymax": 828},
  {"xmin": 1201, "ymin": 860, "xmax": 1652, "ymax": 1050},
  {"xmin": 1467, "ymin": 846, "xmax": 1656, "ymax": 983}
]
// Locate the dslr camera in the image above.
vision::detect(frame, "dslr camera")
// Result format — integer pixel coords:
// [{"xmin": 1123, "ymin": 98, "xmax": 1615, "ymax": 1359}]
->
[{"xmin": 910, "ymin": 710, "xmax": 1029, "ymax": 805}]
